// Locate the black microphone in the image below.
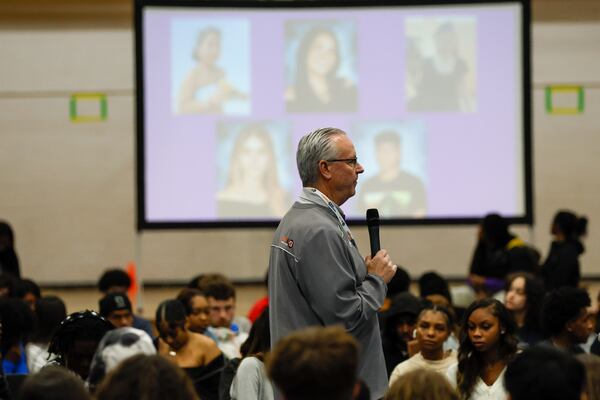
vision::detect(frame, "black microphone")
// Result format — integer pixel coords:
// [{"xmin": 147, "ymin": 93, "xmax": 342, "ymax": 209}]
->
[{"xmin": 366, "ymin": 208, "xmax": 380, "ymax": 258}]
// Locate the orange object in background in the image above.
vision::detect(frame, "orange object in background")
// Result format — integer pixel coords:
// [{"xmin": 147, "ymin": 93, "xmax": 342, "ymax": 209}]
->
[{"xmin": 126, "ymin": 262, "xmax": 138, "ymax": 307}]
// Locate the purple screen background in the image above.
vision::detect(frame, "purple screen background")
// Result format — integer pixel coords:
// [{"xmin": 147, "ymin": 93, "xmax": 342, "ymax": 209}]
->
[{"xmin": 142, "ymin": 4, "xmax": 523, "ymax": 223}]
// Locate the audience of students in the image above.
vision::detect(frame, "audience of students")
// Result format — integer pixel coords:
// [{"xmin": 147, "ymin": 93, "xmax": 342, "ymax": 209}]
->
[{"xmin": 0, "ymin": 209, "xmax": 597, "ymax": 400}]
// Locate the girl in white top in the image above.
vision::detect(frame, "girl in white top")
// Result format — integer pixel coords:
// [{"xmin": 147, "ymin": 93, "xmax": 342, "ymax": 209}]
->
[
  {"xmin": 446, "ymin": 298, "xmax": 518, "ymax": 400},
  {"xmin": 389, "ymin": 303, "xmax": 457, "ymax": 387}
]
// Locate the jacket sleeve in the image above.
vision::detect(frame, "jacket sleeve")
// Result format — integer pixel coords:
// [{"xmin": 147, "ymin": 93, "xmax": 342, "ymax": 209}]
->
[{"xmin": 293, "ymin": 227, "xmax": 386, "ymax": 334}]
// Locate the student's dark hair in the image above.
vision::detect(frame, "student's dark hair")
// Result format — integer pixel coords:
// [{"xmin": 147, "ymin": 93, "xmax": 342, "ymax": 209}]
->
[
  {"xmin": 30, "ymin": 296, "xmax": 67, "ymax": 344},
  {"xmin": 419, "ymin": 271, "xmax": 452, "ymax": 304},
  {"xmin": 553, "ymin": 210, "xmax": 588, "ymax": 241},
  {"xmin": 47, "ymin": 310, "xmax": 113, "ymax": 365},
  {"xmin": 97, "ymin": 269, "xmax": 131, "ymax": 293},
  {"xmin": 0, "ymin": 221, "xmax": 15, "ymax": 245},
  {"xmin": 15, "ymin": 279, "xmax": 40, "ymax": 302},
  {"xmin": 187, "ymin": 274, "xmax": 205, "ymax": 289},
  {"xmin": 481, "ymin": 213, "xmax": 512, "ymax": 247},
  {"xmin": 267, "ymin": 326, "xmax": 359, "ymax": 400},
  {"xmin": 505, "ymin": 346, "xmax": 585, "ymax": 400},
  {"xmin": 95, "ymin": 354, "xmax": 198, "ymax": 400},
  {"xmin": 505, "ymin": 272, "xmax": 544, "ymax": 332},
  {"xmin": 386, "ymin": 368, "xmax": 459, "ymax": 400},
  {"xmin": 176, "ymin": 288, "xmax": 207, "ymax": 316},
  {"xmin": 240, "ymin": 308, "xmax": 270, "ymax": 360},
  {"xmin": 457, "ymin": 299, "xmax": 518, "ymax": 400},
  {"xmin": 418, "ymin": 302, "xmax": 454, "ymax": 331},
  {"xmin": 541, "ymin": 287, "xmax": 591, "ymax": 336},
  {"xmin": 19, "ymin": 365, "xmax": 91, "ymax": 400},
  {"xmin": 387, "ymin": 266, "xmax": 411, "ymax": 297},
  {"xmin": 155, "ymin": 299, "xmax": 187, "ymax": 326},
  {"xmin": 0, "ymin": 297, "xmax": 35, "ymax": 353},
  {"xmin": 198, "ymin": 274, "xmax": 236, "ymax": 301}
]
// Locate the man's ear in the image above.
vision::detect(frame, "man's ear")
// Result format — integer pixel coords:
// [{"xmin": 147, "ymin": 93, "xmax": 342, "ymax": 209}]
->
[{"xmin": 318, "ymin": 160, "xmax": 332, "ymax": 180}]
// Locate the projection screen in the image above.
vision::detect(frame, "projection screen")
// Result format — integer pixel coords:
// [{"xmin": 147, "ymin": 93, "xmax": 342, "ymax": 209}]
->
[{"xmin": 135, "ymin": 0, "xmax": 532, "ymax": 229}]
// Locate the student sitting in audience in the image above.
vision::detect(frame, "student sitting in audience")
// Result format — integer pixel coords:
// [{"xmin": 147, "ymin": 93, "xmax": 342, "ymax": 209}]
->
[
  {"xmin": 95, "ymin": 354, "xmax": 198, "ymax": 400},
  {"xmin": 87, "ymin": 327, "xmax": 156, "ymax": 392},
  {"xmin": 381, "ymin": 292, "xmax": 423, "ymax": 377},
  {"xmin": 176, "ymin": 288, "xmax": 216, "ymax": 341},
  {"xmin": 0, "ymin": 221, "xmax": 20, "ymax": 279},
  {"xmin": 97, "ymin": 268, "xmax": 153, "ymax": 337},
  {"xmin": 15, "ymin": 279, "xmax": 41, "ymax": 311},
  {"xmin": 230, "ymin": 308, "xmax": 273, "ymax": 400},
  {"xmin": 447, "ymin": 298, "xmax": 518, "ymax": 400},
  {"xmin": 196, "ymin": 274, "xmax": 249, "ymax": 359},
  {"xmin": 0, "ymin": 297, "xmax": 35, "ymax": 374},
  {"xmin": 18, "ymin": 365, "xmax": 91, "ymax": 400},
  {"xmin": 389, "ymin": 303, "xmax": 457, "ymax": 387},
  {"xmin": 505, "ymin": 346, "xmax": 585, "ymax": 400},
  {"xmin": 540, "ymin": 286, "xmax": 594, "ymax": 354},
  {"xmin": 503, "ymin": 272, "xmax": 546, "ymax": 347},
  {"xmin": 386, "ymin": 368, "xmax": 459, "ymax": 400},
  {"xmin": 26, "ymin": 296, "xmax": 67, "ymax": 373},
  {"xmin": 47, "ymin": 310, "xmax": 113, "ymax": 380},
  {"xmin": 155, "ymin": 299, "xmax": 224, "ymax": 400},
  {"xmin": 541, "ymin": 210, "xmax": 588, "ymax": 291},
  {"xmin": 99, "ymin": 293, "xmax": 135, "ymax": 329},
  {"xmin": 267, "ymin": 326, "xmax": 360, "ymax": 400},
  {"xmin": 469, "ymin": 213, "xmax": 539, "ymax": 298},
  {"xmin": 418, "ymin": 271, "xmax": 460, "ymax": 351}
]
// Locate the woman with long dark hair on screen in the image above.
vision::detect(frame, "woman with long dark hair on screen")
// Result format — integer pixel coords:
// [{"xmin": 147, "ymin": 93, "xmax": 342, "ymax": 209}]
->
[
  {"xmin": 286, "ymin": 26, "xmax": 357, "ymax": 112},
  {"xmin": 504, "ymin": 272, "xmax": 546, "ymax": 347},
  {"xmin": 446, "ymin": 299, "xmax": 518, "ymax": 400},
  {"xmin": 178, "ymin": 27, "xmax": 246, "ymax": 114},
  {"xmin": 541, "ymin": 210, "xmax": 588, "ymax": 291},
  {"xmin": 217, "ymin": 125, "xmax": 289, "ymax": 218}
]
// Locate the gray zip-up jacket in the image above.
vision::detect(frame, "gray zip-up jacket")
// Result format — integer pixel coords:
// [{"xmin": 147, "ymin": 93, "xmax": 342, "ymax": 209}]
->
[{"xmin": 268, "ymin": 200, "xmax": 388, "ymax": 399}]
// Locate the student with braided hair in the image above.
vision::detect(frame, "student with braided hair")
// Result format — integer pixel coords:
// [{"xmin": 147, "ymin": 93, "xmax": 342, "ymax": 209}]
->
[{"xmin": 47, "ymin": 310, "xmax": 113, "ymax": 380}]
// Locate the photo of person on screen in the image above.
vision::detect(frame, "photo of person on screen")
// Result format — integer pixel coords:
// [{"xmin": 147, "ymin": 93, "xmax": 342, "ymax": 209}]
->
[
  {"xmin": 407, "ymin": 20, "xmax": 476, "ymax": 112},
  {"xmin": 356, "ymin": 131, "xmax": 427, "ymax": 217},
  {"xmin": 177, "ymin": 27, "xmax": 248, "ymax": 115},
  {"xmin": 217, "ymin": 124, "xmax": 290, "ymax": 219},
  {"xmin": 285, "ymin": 23, "xmax": 357, "ymax": 113}
]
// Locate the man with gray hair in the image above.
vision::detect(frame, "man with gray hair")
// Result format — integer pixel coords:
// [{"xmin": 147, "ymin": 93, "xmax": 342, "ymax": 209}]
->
[{"xmin": 268, "ymin": 127, "xmax": 397, "ymax": 399}]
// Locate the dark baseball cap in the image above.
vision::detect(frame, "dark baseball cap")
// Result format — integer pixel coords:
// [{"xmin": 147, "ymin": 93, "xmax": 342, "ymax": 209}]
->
[{"xmin": 99, "ymin": 293, "xmax": 132, "ymax": 317}]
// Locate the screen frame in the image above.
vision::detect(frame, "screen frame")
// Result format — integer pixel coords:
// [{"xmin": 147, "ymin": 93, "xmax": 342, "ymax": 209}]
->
[{"xmin": 135, "ymin": 0, "xmax": 533, "ymax": 230}]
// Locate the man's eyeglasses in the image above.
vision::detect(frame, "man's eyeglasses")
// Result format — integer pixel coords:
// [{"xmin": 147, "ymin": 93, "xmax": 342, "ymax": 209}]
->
[{"xmin": 325, "ymin": 158, "xmax": 359, "ymax": 168}]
